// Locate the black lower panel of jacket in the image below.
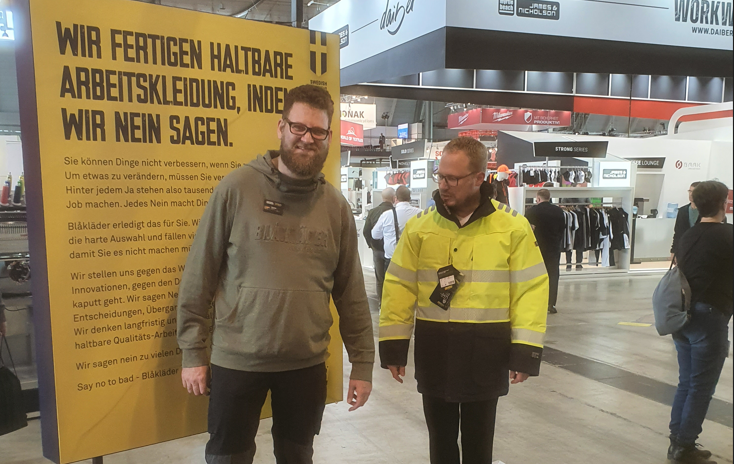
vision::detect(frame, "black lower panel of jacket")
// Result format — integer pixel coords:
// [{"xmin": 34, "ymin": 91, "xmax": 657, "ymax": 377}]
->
[{"xmin": 415, "ymin": 320, "xmax": 514, "ymax": 403}]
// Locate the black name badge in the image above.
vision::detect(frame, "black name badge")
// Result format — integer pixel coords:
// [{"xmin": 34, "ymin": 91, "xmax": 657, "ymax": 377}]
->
[
  {"xmin": 263, "ymin": 199, "xmax": 284, "ymax": 215},
  {"xmin": 430, "ymin": 265, "xmax": 464, "ymax": 310}
]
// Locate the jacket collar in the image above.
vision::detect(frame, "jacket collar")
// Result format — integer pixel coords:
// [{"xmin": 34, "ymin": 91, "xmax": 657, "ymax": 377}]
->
[{"xmin": 432, "ymin": 182, "xmax": 496, "ymax": 228}]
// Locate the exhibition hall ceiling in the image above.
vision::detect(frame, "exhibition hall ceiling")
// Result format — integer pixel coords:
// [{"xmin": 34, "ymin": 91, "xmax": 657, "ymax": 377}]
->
[{"xmin": 134, "ymin": 0, "xmax": 338, "ymax": 23}]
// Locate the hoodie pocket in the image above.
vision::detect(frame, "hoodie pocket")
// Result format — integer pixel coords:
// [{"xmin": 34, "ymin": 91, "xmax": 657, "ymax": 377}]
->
[{"xmin": 215, "ymin": 287, "xmax": 333, "ymax": 360}]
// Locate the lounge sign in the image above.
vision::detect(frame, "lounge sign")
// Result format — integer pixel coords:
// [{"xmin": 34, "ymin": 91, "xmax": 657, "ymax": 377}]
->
[{"xmin": 628, "ymin": 157, "xmax": 666, "ymax": 169}]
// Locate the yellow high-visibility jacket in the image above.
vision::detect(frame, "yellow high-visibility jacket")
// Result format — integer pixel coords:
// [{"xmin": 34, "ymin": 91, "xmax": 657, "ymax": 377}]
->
[{"xmin": 379, "ymin": 185, "xmax": 548, "ymax": 402}]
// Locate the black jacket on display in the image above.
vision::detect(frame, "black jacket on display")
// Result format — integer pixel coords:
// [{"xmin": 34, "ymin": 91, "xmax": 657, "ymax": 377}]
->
[{"xmin": 363, "ymin": 201, "xmax": 394, "ymax": 252}]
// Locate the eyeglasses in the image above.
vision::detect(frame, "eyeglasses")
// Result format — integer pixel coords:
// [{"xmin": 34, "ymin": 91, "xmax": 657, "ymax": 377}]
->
[
  {"xmin": 283, "ymin": 118, "xmax": 330, "ymax": 141},
  {"xmin": 432, "ymin": 172, "xmax": 478, "ymax": 187}
]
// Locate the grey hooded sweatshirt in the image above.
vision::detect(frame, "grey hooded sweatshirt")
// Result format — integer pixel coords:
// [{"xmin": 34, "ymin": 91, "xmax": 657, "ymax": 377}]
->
[{"xmin": 177, "ymin": 151, "xmax": 375, "ymax": 382}]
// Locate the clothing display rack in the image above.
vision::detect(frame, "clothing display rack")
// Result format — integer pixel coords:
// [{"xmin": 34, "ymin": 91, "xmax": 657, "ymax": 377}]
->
[
  {"xmin": 517, "ymin": 164, "xmax": 592, "ymax": 187},
  {"xmin": 508, "ymin": 186, "xmax": 634, "ymax": 272}
]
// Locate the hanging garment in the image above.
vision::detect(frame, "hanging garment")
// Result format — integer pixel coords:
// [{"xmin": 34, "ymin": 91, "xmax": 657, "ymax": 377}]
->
[
  {"xmin": 563, "ymin": 210, "xmax": 579, "ymax": 252},
  {"xmin": 608, "ymin": 208, "xmax": 630, "ymax": 250}
]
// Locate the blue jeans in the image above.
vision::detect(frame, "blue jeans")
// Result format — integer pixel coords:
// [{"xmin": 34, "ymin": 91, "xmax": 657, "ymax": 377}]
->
[{"xmin": 669, "ymin": 302, "xmax": 731, "ymax": 446}]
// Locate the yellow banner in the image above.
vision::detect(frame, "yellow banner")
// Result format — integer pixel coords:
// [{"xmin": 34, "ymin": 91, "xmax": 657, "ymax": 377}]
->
[{"xmin": 19, "ymin": 0, "xmax": 341, "ymax": 462}]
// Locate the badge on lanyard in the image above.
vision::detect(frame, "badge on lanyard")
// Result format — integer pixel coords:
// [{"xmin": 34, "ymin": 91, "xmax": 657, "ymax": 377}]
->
[{"xmin": 429, "ymin": 264, "xmax": 464, "ymax": 310}]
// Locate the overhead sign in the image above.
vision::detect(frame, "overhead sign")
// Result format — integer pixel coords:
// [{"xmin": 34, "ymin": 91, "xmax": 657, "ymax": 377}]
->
[
  {"xmin": 309, "ymin": 0, "xmax": 447, "ymax": 68},
  {"xmin": 340, "ymin": 120, "xmax": 364, "ymax": 146},
  {"xmin": 628, "ymin": 157, "xmax": 666, "ymax": 169},
  {"xmin": 340, "ymin": 102, "xmax": 377, "ymax": 129},
  {"xmin": 534, "ymin": 141, "xmax": 608, "ymax": 158},
  {"xmin": 447, "ymin": 108, "xmax": 482, "ymax": 128},
  {"xmin": 311, "ymin": 0, "xmax": 731, "ymax": 71},
  {"xmin": 448, "ymin": 0, "xmax": 731, "ymax": 51},
  {"xmin": 397, "ymin": 123, "xmax": 409, "ymax": 139},
  {"xmin": 15, "ymin": 0, "xmax": 341, "ymax": 463},
  {"xmin": 391, "ymin": 139, "xmax": 428, "ymax": 160},
  {"xmin": 410, "ymin": 159, "xmax": 430, "ymax": 189},
  {"xmin": 603, "ymin": 168, "xmax": 628, "ymax": 179},
  {"xmin": 448, "ymin": 108, "xmax": 572, "ymax": 129}
]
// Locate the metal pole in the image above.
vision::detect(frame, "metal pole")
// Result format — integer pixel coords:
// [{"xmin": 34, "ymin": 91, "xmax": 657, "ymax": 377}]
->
[
  {"xmin": 291, "ymin": 0, "xmax": 304, "ymax": 28},
  {"xmin": 92, "ymin": 457, "xmax": 104, "ymax": 464}
]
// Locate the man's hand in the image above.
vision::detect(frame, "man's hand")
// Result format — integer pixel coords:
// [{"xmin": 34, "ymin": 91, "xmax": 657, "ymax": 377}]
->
[
  {"xmin": 387, "ymin": 365, "xmax": 405, "ymax": 384},
  {"xmin": 347, "ymin": 379, "xmax": 372, "ymax": 412},
  {"xmin": 0, "ymin": 321, "xmax": 6, "ymax": 337},
  {"xmin": 510, "ymin": 371, "xmax": 529, "ymax": 384},
  {"xmin": 181, "ymin": 365, "xmax": 209, "ymax": 396}
]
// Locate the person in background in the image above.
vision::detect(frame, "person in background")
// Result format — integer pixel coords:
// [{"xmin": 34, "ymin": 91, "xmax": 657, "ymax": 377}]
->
[
  {"xmin": 669, "ymin": 180, "xmax": 732, "ymax": 464},
  {"xmin": 671, "ymin": 182, "xmax": 701, "ymax": 258},
  {"xmin": 371, "ymin": 185, "xmax": 421, "ymax": 269},
  {"xmin": 176, "ymin": 85, "xmax": 374, "ymax": 464},
  {"xmin": 379, "ymin": 137, "xmax": 548, "ymax": 463},
  {"xmin": 363, "ymin": 187, "xmax": 396, "ymax": 307},
  {"xmin": 525, "ymin": 188, "xmax": 566, "ymax": 314}
]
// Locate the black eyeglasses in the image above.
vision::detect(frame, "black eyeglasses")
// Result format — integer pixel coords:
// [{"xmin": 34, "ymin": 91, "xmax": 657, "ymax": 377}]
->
[
  {"xmin": 432, "ymin": 172, "xmax": 478, "ymax": 187},
  {"xmin": 283, "ymin": 118, "xmax": 330, "ymax": 141}
]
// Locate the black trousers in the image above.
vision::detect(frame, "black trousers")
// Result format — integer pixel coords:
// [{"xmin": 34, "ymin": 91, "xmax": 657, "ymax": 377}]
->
[
  {"xmin": 206, "ymin": 363, "xmax": 327, "ymax": 464},
  {"xmin": 372, "ymin": 249, "xmax": 387, "ymax": 306},
  {"xmin": 542, "ymin": 250, "xmax": 561, "ymax": 308},
  {"xmin": 565, "ymin": 250, "xmax": 584, "ymax": 265},
  {"xmin": 422, "ymin": 395, "xmax": 499, "ymax": 464}
]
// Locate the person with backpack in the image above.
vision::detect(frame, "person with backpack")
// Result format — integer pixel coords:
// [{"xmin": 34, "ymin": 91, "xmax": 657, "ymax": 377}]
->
[{"xmin": 668, "ymin": 180, "xmax": 732, "ymax": 464}]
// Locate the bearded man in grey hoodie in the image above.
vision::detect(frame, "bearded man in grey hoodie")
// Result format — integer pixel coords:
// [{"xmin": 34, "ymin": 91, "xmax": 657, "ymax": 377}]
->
[{"xmin": 177, "ymin": 85, "xmax": 375, "ymax": 464}]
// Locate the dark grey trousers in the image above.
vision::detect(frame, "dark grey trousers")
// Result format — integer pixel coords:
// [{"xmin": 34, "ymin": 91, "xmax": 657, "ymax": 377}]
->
[{"xmin": 205, "ymin": 363, "xmax": 327, "ymax": 464}]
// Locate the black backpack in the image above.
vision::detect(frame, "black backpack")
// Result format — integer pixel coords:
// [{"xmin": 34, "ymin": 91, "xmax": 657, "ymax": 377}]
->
[{"xmin": 0, "ymin": 335, "xmax": 27, "ymax": 436}]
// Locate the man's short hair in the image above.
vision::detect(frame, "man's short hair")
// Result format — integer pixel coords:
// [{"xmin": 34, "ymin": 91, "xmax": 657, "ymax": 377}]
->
[
  {"xmin": 692, "ymin": 180, "xmax": 728, "ymax": 218},
  {"xmin": 690, "ymin": 181, "xmax": 701, "ymax": 189},
  {"xmin": 382, "ymin": 187, "xmax": 396, "ymax": 202},
  {"xmin": 283, "ymin": 85, "xmax": 335, "ymax": 125},
  {"xmin": 443, "ymin": 137, "xmax": 488, "ymax": 174},
  {"xmin": 537, "ymin": 189, "xmax": 551, "ymax": 201},
  {"xmin": 396, "ymin": 185, "xmax": 411, "ymax": 202}
]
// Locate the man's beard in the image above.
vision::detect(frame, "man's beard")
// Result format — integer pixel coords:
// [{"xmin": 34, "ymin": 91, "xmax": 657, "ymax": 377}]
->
[{"xmin": 279, "ymin": 140, "xmax": 329, "ymax": 178}]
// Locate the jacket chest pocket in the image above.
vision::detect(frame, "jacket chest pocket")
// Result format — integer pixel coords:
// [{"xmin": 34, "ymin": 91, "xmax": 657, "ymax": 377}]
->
[
  {"xmin": 418, "ymin": 234, "xmax": 452, "ymax": 272},
  {"xmin": 471, "ymin": 235, "xmax": 511, "ymax": 272}
]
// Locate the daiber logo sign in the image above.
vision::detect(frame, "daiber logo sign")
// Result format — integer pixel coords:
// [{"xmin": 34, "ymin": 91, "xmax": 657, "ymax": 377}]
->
[
  {"xmin": 524, "ymin": 112, "xmax": 533, "ymax": 123},
  {"xmin": 380, "ymin": 0, "xmax": 416, "ymax": 35}
]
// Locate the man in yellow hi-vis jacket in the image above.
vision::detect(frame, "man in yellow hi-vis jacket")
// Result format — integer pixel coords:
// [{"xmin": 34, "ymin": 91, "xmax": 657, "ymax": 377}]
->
[{"xmin": 379, "ymin": 137, "xmax": 548, "ymax": 464}]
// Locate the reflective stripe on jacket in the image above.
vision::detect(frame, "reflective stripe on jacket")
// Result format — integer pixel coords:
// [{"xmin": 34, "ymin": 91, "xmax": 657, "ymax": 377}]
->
[{"xmin": 378, "ymin": 185, "xmax": 548, "ymax": 401}]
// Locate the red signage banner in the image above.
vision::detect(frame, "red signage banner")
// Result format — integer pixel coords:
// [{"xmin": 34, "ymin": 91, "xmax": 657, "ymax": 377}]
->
[
  {"xmin": 447, "ymin": 108, "xmax": 482, "ymax": 128},
  {"xmin": 727, "ymin": 190, "xmax": 733, "ymax": 214},
  {"xmin": 482, "ymin": 108, "xmax": 572, "ymax": 126},
  {"xmin": 448, "ymin": 108, "xmax": 572, "ymax": 129},
  {"xmin": 340, "ymin": 120, "xmax": 364, "ymax": 146}
]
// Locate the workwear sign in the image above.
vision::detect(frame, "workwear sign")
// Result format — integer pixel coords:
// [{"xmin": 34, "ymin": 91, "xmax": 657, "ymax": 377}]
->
[{"xmin": 14, "ymin": 0, "xmax": 340, "ymax": 462}]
